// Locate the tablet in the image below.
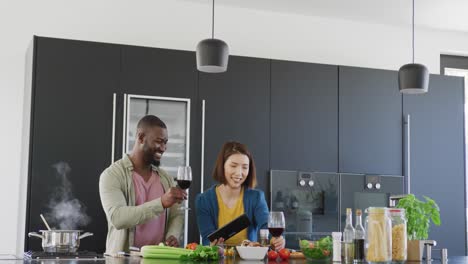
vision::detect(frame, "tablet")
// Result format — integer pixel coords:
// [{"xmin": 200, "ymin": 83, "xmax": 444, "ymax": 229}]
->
[{"xmin": 207, "ymin": 213, "xmax": 251, "ymax": 242}]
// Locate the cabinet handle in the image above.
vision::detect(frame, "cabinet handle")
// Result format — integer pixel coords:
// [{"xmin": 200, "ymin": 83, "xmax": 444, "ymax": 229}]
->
[
  {"xmin": 200, "ymin": 99, "xmax": 205, "ymax": 245},
  {"xmin": 201, "ymin": 99, "xmax": 206, "ymax": 194},
  {"xmin": 404, "ymin": 114, "xmax": 411, "ymax": 194},
  {"xmin": 122, "ymin": 94, "xmax": 128, "ymax": 157},
  {"xmin": 111, "ymin": 93, "xmax": 117, "ymax": 164}
]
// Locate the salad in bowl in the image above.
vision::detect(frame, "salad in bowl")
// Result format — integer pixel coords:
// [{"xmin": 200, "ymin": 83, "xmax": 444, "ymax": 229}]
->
[{"xmin": 299, "ymin": 236, "xmax": 332, "ymax": 261}]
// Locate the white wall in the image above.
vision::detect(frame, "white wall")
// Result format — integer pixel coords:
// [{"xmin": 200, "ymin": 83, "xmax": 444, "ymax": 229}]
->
[{"xmin": 1, "ymin": 0, "xmax": 468, "ymax": 255}]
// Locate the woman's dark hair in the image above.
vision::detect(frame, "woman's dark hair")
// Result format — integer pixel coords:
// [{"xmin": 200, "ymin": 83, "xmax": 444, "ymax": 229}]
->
[{"xmin": 212, "ymin": 141, "xmax": 257, "ymax": 188}]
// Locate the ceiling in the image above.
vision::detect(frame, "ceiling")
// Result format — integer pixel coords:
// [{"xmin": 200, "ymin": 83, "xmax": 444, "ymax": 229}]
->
[{"xmin": 188, "ymin": 0, "xmax": 468, "ymax": 33}]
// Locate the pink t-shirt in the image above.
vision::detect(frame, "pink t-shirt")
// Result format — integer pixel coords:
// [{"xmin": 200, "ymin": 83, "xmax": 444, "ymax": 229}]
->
[{"xmin": 132, "ymin": 171, "xmax": 166, "ymax": 248}]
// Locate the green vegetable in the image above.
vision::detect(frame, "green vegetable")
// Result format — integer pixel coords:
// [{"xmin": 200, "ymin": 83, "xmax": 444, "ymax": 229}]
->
[
  {"xmin": 141, "ymin": 245, "xmax": 192, "ymax": 259},
  {"xmin": 142, "ymin": 244, "xmax": 220, "ymax": 261},
  {"xmin": 300, "ymin": 239, "xmax": 310, "ymax": 249},
  {"xmin": 396, "ymin": 194, "xmax": 441, "ymax": 240},
  {"xmin": 142, "ymin": 253, "xmax": 181, "ymax": 259},
  {"xmin": 142, "ymin": 259, "xmax": 180, "ymax": 264},
  {"xmin": 300, "ymin": 236, "xmax": 332, "ymax": 260},
  {"xmin": 180, "ymin": 245, "xmax": 220, "ymax": 261}
]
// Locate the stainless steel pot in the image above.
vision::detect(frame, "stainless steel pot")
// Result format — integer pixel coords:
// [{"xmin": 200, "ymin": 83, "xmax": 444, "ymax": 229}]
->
[{"xmin": 28, "ymin": 230, "xmax": 93, "ymax": 253}]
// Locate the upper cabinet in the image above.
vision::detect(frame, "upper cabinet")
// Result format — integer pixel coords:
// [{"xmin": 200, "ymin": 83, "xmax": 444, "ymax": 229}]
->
[
  {"xmin": 121, "ymin": 46, "xmax": 198, "ymax": 98},
  {"xmin": 403, "ymin": 75, "xmax": 465, "ymax": 256},
  {"xmin": 198, "ymin": 56, "xmax": 271, "ymax": 191},
  {"xmin": 270, "ymin": 60, "xmax": 338, "ymax": 172},
  {"xmin": 339, "ymin": 66, "xmax": 402, "ymax": 175}
]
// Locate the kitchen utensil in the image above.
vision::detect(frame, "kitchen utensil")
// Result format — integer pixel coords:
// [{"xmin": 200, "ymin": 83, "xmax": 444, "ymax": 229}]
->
[
  {"xmin": 28, "ymin": 230, "xmax": 93, "ymax": 253},
  {"xmin": 39, "ymin": 214, "xmax": 51, "ymax": 231}
]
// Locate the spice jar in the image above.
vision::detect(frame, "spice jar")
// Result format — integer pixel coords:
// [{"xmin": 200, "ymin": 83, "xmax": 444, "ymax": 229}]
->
[
  {"xmin": 332, "ymin": 232, "xmax": 342, "ymax": 262},
  {"xmin": 390, "ymin": 208, "xmax": 407, "ymax": 262},
  {"xmin": 365, "ymin": 207, "xmax": 392, "ymax": 263}
]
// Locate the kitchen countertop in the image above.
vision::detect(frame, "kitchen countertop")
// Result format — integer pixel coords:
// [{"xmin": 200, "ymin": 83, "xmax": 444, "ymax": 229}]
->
[{"xmin": 1, "ymin": 256, "xmax": 468, "ymax": 264}]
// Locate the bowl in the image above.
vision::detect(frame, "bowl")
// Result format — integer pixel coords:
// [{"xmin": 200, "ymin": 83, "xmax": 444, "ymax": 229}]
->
[{"xmin": 235, "ymin": 246, "xmax": 269, "ymax": 260}]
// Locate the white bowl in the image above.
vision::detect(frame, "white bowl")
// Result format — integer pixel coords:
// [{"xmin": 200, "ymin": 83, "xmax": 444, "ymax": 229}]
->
[{"xmin": 235, "ymin": 246, "xmax": 269, "ymax": 260}]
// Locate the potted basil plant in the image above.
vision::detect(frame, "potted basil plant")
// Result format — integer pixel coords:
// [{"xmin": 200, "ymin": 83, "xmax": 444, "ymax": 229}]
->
[{"xmin": 396, "ymin": 194, "xmax": 441, "ymax": 261}]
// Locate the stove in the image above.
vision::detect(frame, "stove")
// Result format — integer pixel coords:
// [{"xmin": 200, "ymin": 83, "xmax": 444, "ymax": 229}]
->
[{"xmin": 24, "ymin": 251, "xmax": 103, "ymax": 260}]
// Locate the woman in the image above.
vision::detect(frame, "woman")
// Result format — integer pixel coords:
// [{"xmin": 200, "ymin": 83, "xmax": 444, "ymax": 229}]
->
[{"xmin": 195, "ymin": 141, "xmax": 285, "ymax": 250}]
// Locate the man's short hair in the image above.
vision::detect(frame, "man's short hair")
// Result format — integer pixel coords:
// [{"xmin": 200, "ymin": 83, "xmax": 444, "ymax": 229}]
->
[{"xmin": 137, "ymin": 115, "xmax": 167, "ymax": 130}]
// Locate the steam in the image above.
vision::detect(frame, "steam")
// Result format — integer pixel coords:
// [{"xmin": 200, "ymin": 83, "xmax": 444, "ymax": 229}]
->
[{"xmin": 45, "ymin": 162, "xmax": 91, "ymax": 230}]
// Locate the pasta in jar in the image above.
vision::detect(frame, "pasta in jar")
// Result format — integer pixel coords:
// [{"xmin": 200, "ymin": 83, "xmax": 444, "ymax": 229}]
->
[
  {"xmin": 390, "ymin": 209, "xmax": 407, "ymax": 261},
  {"xmin": 365, "ymin": 207, "xmax": 392, "ymax": 262}
]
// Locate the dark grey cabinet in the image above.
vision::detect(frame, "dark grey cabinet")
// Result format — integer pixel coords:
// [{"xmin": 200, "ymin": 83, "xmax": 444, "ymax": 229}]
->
[
  {"xmin": 198, "ymin": 56, "xmax": 271, "ymax": 191},
  {"xmin": 340, "ymin": 174, "xmax": 404, "ymax": 229},
  {"xmin": 26, "ymin": 37, "xmax": 466, "ymax": 255},
  {"xmin": 26, "ymin": 37, "xmax": 121, "ymax": 253},
  {"xmin": 339, "ymin": 66, "xmax": 402, "ymax": 175},
  {"xmin": 120, "ymin": 45, "xmax": 200, "ymax": 243},
  {"xmin": 270, "ymin": 60, "xmax": 338, "ymax": 172},
  {"xmin": 121, "ymin": 45, "xmax": 198, "ymax": 98},
  {"xmin": 403, "ymin": 74, "xmax": 465, "ymax": 255}
]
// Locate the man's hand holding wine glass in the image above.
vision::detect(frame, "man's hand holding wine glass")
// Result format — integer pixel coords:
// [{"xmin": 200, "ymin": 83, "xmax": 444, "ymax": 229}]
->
[{"xmin": 161, "ymin": 187, "xmax": 187, "ymax": 208}]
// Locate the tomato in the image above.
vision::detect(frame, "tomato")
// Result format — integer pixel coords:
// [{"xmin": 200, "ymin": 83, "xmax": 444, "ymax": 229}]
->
[
  {"xmin": 322, "ymin": 249, "xmax": 330, "ymax": 256},
  {"xmin": 185, "ymin": 242, "xmax": 198, "ymax": 250},
  {"xmin": 278, "ymin": 249, "xmax": 290, "ymax": 260},
  {"xmin": 268, "ymin": 250, "xmax": 278, "ymax": 260}
]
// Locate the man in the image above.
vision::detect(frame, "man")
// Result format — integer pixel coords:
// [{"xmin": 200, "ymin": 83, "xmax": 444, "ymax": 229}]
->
[{"xmin": 99, "ymin": 115, "xmax": 186, "ymax": 254}]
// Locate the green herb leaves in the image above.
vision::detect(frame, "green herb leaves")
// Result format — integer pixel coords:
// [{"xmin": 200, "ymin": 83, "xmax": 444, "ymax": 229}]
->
[
  {"xmin": 180, "ymin": 245, "xmax": 220, "ymax": 261},
  {"xmin": 396, "ymin": 194, "xmax": 441, "ymax": 240}
]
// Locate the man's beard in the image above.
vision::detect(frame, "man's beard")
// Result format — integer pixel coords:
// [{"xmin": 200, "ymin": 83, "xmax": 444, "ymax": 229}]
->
[
  {"xmin": 142, "ymin": 143, "xmax": 161, "ymax": 167},
  {"xmin": 151, "ymin": 159, "xmax": 160, "ymax": 167}
]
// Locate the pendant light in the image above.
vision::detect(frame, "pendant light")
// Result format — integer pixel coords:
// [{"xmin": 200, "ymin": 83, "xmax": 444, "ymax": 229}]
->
[
  {"xmin": 196, "ymin": 0, "xmax": 229, "ymax": 73},
  {"xmin": 398, "ymin": 0, "xmax": 429, "ymax": 94}
]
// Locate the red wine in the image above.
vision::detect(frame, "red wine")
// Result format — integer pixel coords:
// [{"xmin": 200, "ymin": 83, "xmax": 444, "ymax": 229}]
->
[
  {"xmin": 268, "ymin": 227, "xmax": 284, "ymax": 237},
  {"xmin": 177, "ymin": 180, "xmax": 191, "ymax": 190}
]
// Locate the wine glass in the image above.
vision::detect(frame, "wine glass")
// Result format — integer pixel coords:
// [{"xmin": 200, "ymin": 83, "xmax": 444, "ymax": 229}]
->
[
  {"xmin": 268, "ymin": 211, "xmax": 285, "ymax": 238},
  {"xmin": 176, "ymin": 166, "xmax": 192, "ymax": 210}
]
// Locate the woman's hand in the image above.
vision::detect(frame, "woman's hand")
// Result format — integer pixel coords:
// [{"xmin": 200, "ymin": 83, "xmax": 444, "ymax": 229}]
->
[
  {"xmin": 210, "ymin": 237, "xmax": 225, "ymax": 246},
  {"xmin": 270, "ymin": 236, "xmax": 286, "ymax": 251}
]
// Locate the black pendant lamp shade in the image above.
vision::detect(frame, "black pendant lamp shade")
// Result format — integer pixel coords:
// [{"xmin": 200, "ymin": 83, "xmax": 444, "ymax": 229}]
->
[
  {"xmin": 196, "ymin": 0, "xmax": 229, "ymax": 73},
  {"xmin": 398, "ymin": 63, "xmax": 429, "ymax": 94},
  {"xmin": 398, "ymin": 0, "xmax": 429, "ymax": 94},
  {"xmin": 196, "ymin": 38, "xmax": 229, "ymax": 73}
]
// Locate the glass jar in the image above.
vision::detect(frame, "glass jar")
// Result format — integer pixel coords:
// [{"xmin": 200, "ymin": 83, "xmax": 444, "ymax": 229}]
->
[
  {"xmin": 259, "ymin": 229, "xmax": 269, "ymax": 247},
  {"xmin": 365, "ymin": 207, "xmax": 392, "ymax": 263},
  {"xmin": 390, "ymin": 208, "xmax": 407, "ymax": 262}
]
